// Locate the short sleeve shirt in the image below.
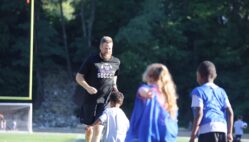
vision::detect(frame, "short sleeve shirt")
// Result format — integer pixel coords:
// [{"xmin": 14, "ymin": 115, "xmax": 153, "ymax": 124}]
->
[
  {"xmin": 191, "ymin": 83, "xmax": 231, "ymax": 108},
  {"xmin": 99, "ymin": 107, "xmax": 129, "ymax": 142},
  {"xmin": 234, "ymin": 120, "xmax": 247, "ymax": 135},
  {"xmin": 79, "ymin": 53, "xmax": 120, "ymax": 104},
  {"xmin": 191, "ymin": 82, "xmax": 231, "ymax": 134}
]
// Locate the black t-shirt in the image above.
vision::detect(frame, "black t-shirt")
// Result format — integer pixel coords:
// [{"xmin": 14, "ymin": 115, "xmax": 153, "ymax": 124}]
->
[{"xmin": 78, "ymin": 53, "xmax": 120, "ymax": 104}]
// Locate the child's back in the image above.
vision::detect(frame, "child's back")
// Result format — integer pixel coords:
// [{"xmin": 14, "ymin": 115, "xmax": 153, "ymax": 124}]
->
[
  {"xmin": 192, "ymin": 82, "xmax": 230, "ymax": 133},
  {"xmin": 125, "ymin": 63, "xmax": 178, "ymax": 142},
  {"xmin": 100, "ymin": 107, "xmax": 129, "ymax": 142},
  {"xmin": 190, "ymin": 61, "xmax": 234, "ymax": 142},
  {"xmin": 87, "ymin": 91, "xmax": 129, "ymax": 142}
]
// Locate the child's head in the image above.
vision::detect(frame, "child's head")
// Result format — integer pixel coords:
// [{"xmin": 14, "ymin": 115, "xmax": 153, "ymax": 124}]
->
[
  {"xmin": 142, "ymin": 63, "xmax": 170, "ymax": 84},
  {"xmin": 142, "ymin": 63, "xmax": 178, "ymax": 118},
  {"xmin": 197, "ymin": 60, "xmax": 217, "ymax": 84},
  {"xmin": 238, "ymin": 115, "xmax": 243, "ymax": 120},
  {"xmin": 109, "ymin": 91, "xmax": 124, "ymax": 107}
]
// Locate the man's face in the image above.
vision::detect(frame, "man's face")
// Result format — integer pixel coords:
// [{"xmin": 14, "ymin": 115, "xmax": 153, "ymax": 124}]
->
[{"xmin": 100, "ymin": 42, "xmax": 113, "ymax": 56}]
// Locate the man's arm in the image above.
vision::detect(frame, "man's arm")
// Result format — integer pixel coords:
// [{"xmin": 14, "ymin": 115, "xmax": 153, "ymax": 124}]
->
[
  {"xmin": 189, "ymin": 107, "xmax": 203, "ymax": 142},
  {"xmin": 75, "ymin": 73, "xmax": 97, "ymax": 94},
  {"xmin": 112, "ymin": 76, "xmax": 119, "ymax": 92},
  {"xmin": 226, "ymin": 106, "xmax": 234, "ymax": 142}
]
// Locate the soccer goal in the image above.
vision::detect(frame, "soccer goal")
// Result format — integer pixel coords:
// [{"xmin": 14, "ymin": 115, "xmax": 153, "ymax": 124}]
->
[{"xmin": 0, "ymin": 103, "xmax": 32, "ymax": 133}]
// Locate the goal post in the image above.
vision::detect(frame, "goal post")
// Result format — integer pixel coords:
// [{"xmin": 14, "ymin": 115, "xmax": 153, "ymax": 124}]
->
[{"xmin": 0, "ymin": 0, "xmax": 35, "ymax": 100}]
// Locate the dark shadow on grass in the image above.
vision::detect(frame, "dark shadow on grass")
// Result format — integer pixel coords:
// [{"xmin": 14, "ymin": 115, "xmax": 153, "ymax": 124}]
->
[
  {"xmin": 73, "ymin": 138, "xmax": 86, "ymax": 142},
  {"xmin": 73, "ymin": 138, "xmax": 85, "ymax": 142}
]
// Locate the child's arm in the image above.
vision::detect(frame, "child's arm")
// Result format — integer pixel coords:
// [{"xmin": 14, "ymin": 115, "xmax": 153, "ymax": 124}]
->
[
  {"xmin": 86, "ymin": 111, "xmax": 107, "ymax": 131},
  {"xmin": 138, "ymin": 86, "xmax": 152, "ymax": 98},
  {"xmin": 243, "ymin": 122, "xmax": 248, "ymax": 128},
  {"xmin": 189, "ymin": 107, "xmax": 203, "ymax": 142},
  {"xmin": 226, "ymin": 106, "xmax": 234, "ymax": 142}
]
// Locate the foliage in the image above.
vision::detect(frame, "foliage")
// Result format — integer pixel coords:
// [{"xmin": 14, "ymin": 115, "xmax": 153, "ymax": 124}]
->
[
  {"xmin": 42, "ymin": 0, "xmax": 75, "ymax": 21},
  {"xmin": 0, "ymin": 1, "xmax": 30, "ymax": 97}
]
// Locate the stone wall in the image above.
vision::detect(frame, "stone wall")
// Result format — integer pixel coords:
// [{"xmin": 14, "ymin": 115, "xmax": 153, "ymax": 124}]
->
[{"xmin": 33, "ymin": 72, "xmax": 78, "ymax": 128}]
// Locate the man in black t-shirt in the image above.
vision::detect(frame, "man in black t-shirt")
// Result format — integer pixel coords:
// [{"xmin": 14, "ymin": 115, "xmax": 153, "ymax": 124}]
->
[{"xmin": 76, "ymin": 36, "xmax": 120, "ymax": 142}]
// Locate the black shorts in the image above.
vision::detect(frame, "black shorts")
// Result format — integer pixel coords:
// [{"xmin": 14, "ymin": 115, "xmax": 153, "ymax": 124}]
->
[
  {"xmin": 234, "ymin": 135, "xmax": 242, "ymax": 142},
  {"xmin": 79, "ymin": 103, "xmax": 105, "ymax": 125},
  {"xmin": 198, "ymin": 132, "xmax": 227, "ymax": 142}
]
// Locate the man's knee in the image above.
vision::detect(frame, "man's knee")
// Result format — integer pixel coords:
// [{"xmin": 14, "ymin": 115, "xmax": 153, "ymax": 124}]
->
[
  {"xmin": 93, "ymin": 124, "xmax": 104, "ymax": 134},
  {"xmin": 86, "ymin": 127, "xmax": 93, "ymax": 135}
]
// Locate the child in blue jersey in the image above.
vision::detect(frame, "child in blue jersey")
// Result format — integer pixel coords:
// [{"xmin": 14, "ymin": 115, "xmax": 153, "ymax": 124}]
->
[
  {"xmin": 125, "ymin": 63, "xmax": 178, "ymax": 142},
  {"xmin": 190, "ymin": 61, "xmax": 234, "ymax": 142}
]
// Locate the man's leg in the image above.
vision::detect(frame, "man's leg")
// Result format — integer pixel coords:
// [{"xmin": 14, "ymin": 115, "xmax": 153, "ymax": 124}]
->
[
  {"xmin": 85, "ymin": 126, "xmax": 93, "ymax": 142},
  {"xmin": 80, "ymin": 103, "xmax": 96, "ymax": 142},
  {"xmin": 92, "ymin": 124, "xmax": 104, "ymax": 142},
  {"xmin": 235, "ymin": 135, "xmax": 242, "ymax": 142},
  {"xmin": 91, "ymin": 103, "xmax": 105, "ymax": 142}
]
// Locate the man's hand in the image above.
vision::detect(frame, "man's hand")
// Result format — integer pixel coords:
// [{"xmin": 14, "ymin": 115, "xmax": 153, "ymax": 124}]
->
[{"xmin": 86, "ymin": 86, "xmax": 98, "ymax": 94}]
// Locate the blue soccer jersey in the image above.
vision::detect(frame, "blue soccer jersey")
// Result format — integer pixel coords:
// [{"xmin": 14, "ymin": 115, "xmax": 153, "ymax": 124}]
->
[{"xmin": 191, "ymin": 83, "xmax": 231, "ymax": 134}]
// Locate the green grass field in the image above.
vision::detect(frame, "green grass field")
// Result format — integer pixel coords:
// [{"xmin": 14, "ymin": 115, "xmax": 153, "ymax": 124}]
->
[
  {"xmin": 2, "ymin": 133, "xmax": 249, "ymax": 142},
  {"xmin": 0, "ymin": 132, "xmax": 84, "ymax": 142},
  {"xmin": 0, "ymin": 132, "xmax": 189, "ymax": 142}
]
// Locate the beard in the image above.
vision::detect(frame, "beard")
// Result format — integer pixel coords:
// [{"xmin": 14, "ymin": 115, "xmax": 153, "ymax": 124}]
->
[{"xmin": 100, "ymin": 52, "xmax": 112, "ymax": 60}]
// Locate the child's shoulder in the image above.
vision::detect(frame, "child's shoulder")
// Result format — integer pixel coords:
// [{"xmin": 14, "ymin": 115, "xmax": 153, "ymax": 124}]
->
[
  {"xmin": 191, "ymin": 83, "xmax": 223, "ymax": 95},
  {"xmin": 193, "ymin": 83, "xmax": 224, "ymax": 91},
  {"xmin": 191, "ymin": 85, "xmax": 205, "ymax": 94},
  {"xmin": 105, "ymin": 107, "xmax": 122, "ymax": 112}
]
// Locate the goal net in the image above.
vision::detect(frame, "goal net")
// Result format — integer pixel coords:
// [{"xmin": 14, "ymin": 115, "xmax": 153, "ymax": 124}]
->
[{"xmin": 0, "ymin": 103, "xmax": 32, "ymax": 132}]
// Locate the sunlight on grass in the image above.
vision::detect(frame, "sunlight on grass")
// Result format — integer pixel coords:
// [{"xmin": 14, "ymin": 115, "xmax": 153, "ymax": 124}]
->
[
  {"xmin": 0, "ymin": 132, "xmax": 188, "ymax": 142},
  {"xmin": 177, "ymin": 137, "xmax": 188, "ymax": 142},
  {"xmin": 0, "ymin": 132, "xmax": 84, "ymax": 142},
  {"xmin": 2, "ymin": 133, "xmax": 248, "ymax": 142}
]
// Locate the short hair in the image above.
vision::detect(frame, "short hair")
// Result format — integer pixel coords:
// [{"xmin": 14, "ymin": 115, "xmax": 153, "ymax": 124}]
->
[
  {"xmin": 109, "ymin": 91, "xmax": 124, "ymax": 105},
  {"xmin": 238, "ymin": 115, "xmax": 243, "ymax": 120},
  {"xmin": 100, "ymin": 36, "xmax": 113, "ymax": 45},
  {"xmin": 197, "ymin": 60, "xmax": 217, "ymax": 80}
]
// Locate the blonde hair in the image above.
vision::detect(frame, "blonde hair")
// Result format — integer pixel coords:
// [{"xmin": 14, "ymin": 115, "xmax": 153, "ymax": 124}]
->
[
  {"xmin": 100, "ymin": 36, "xmax": 113, "ymax": 45},
  {"xmin": 142, "ymin": 63, "xmax": 178, "ymax": 118}
]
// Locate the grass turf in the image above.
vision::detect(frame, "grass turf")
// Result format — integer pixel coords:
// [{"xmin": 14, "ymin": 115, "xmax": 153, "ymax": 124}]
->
[
  {"xmin": 0, "ymin": 132, "xmax": 190, "ymax": 142},
  {"xmin": 0, "ymin": 132, "xmax": 84, "ymax": 142}
]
